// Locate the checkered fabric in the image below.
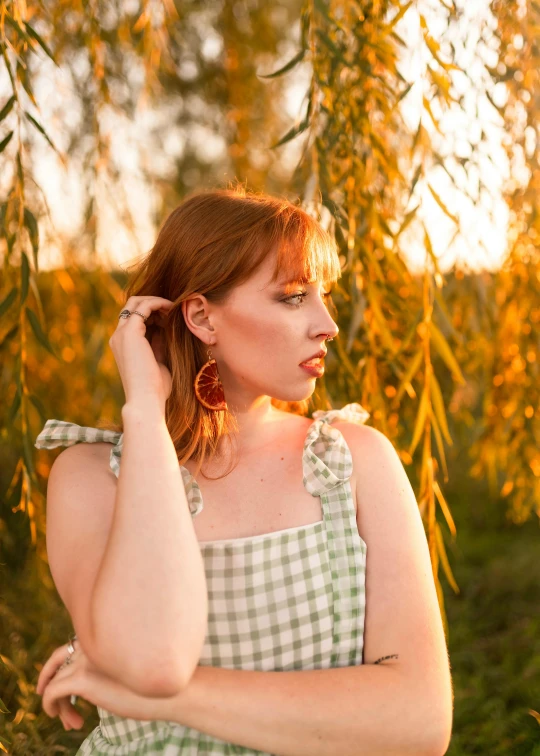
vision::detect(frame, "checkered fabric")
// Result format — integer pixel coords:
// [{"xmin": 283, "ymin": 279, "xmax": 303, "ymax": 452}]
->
[{"xmin": 34, "ymin": 402, "xmax": 370, "ymax": 755}]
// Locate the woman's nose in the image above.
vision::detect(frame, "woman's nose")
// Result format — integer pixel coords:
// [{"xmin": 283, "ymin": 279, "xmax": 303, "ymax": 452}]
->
[{"xmin": 321, "ymin": 321, "xmax": 339, "ymax": 340}]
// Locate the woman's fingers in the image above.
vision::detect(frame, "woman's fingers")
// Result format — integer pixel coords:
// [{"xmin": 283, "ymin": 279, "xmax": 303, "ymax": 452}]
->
[
  {"xmin": 36, "ymin": 643, "xmax": 86, "ymax": 730},
  {"xmin": 36, "ymin": 645, "xmax": 70, "ymax": 695},
  {"xmin": 58, "ymin": 696, "xmax": 84, "ymax": 730}
]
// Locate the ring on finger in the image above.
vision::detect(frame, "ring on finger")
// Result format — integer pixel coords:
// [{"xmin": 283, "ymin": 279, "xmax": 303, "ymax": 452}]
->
[
  {"xmin": 55, "ymin": 634, "xmax": 79, "ymax": 706},
  {"xmin": 118, "ymin": 309, "xmax": 148, "ymax": 323}
]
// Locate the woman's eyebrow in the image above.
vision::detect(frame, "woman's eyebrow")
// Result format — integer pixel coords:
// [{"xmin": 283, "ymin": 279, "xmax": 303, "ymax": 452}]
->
[{"xmin": 277, "ymin": 276, "xmax": 328, "ymax": 286}]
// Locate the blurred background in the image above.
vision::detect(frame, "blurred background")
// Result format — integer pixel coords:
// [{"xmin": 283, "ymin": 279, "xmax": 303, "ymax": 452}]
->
[{"xmin": 1, "ymin": 0, "xmax": 539, "ymax": 753}]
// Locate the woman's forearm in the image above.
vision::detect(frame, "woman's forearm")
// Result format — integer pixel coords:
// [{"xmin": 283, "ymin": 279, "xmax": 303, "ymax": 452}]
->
[
  {"xmin": 89, "ymin": 401, "xmax": 208, "ymax": 697},
  {"xmin": 167, "ymin": 664, "xmax": 448, "ymax": 756}
]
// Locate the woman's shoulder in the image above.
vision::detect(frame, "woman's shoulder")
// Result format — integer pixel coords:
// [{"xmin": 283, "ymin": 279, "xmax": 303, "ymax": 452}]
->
[
  {"xmin": 301, "ymin": 402, "xmax": 372, "ymax": 498},
  {"xmin": 35, "ymin": 419, "xmax": 122, "ymax": 479},
  {"xmin": 48, "ymin": 441, "xmax": 116, "ymax": 486}
]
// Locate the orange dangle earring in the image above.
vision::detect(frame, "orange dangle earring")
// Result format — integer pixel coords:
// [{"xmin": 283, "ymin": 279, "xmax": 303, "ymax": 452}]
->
[{"xmin": 194, "ymin": 345, "xmax": 228, "ymax": 411}]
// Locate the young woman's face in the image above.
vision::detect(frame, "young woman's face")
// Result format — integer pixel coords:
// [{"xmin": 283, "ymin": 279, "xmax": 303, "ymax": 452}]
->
[{"xmin": 184, "ymin": 249, "xmax": 339, "ymax": 409}]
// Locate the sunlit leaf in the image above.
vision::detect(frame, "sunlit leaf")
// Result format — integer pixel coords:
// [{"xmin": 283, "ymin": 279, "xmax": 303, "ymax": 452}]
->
[
  {"xmin": 0, "ymin": 131, "xmax": 14, "ymax": 153},
  {"xmin": 396, "ymin": 204, "xmax": 419, "ymax": 237},
  {"xmin": 422, "ymin": 96, "xmax": 444, "ymax": 135},
  {"xmin": 433, "ymin": 481, "xmax": 456, "ymax": 537},
  {"xmin": 270, "ymin": 117, "xmax": 310, "ymax": 149},
  {"xmin": 24, "ymin": 111, "xmax": 59, "ymax": 154},
  {"xmin": 396, "ymin": 81, "xmax": 413, "ymax": 103},
  {"xmin": 395, "ymin": 346, "xmax": 423, "ymax": 403},
  {"xmin": 8, "ymin": 384, "xmax": 21, "ymax": 425},
  {"xmin": 428, "ymin": 183, "xmax": 458, "ymax": 224},
  {"xmin": 430, "ymin": 409, "xmax": 449, "ymax": 482},
  {"xmin": 20, "ymin": 253, "xmax": 30, "ymax": 305},
  {"xmin": 258, "ymin": 49, "xmax": 305, "ymax": 79},
  {"xmin": 409, "ymin": 384, "xmax": 430, "ymax": 456},
  {"xmin": 0, "ymin": 96, "xmax": 15, "ymax": 123},
  {"xmin": 24, "ymin": 22, "xmax": 57, "ymax": 64},
  {"xmin": 430, "ymin": 321, "xmax": 466, "ymax": 384},
  {"xmin": 23, "ymin": 208, "xmax": 39, "ymax": 272},
  {"xmin": 25, "ymin": 307, "xmax": 58, "ymax": 358},
  {"xmin": 435, "ymin": 522, "xmax": 460, "ymax": 593},
  {"xmin": 387, "ymin": 1, "xmax": 413, "ymax": 30},
  {"xmin": 0, "ymin": 287, "xmax": 18, "ymax": 318},
  {"xmin": 430, "ymin": 371, "xmax": 453, "ymax": 445}
]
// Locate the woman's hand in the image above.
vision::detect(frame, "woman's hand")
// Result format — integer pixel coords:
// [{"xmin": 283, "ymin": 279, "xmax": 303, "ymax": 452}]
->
[
  {"xmin": 36, "ymin": 641, "xmax": 181, "ymax": 729},
  {"xmin": 110, "ymin": 295, "xmax": 175, "ymax": 416}
]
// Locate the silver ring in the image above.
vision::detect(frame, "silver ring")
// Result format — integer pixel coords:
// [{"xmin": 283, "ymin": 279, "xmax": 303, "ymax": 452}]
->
[
  {"xmin": 118, "ymin": 309, "xmax": 148, "ymax": 323},
  {"xmin": 62, "ymin": 634, "xmax": 79, "ymax": 705}
]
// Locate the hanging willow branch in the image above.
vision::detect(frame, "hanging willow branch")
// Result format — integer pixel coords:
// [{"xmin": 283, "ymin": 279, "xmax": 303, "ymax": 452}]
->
[{"xmin": 262, "ymin": 0, "xmax": 478, "ymax": 633}]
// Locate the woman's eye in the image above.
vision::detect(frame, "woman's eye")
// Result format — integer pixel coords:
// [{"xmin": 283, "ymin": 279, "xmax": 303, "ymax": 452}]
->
[
  {"xmin": 284, "ymin": 290, "xmax": 333, "ymax": 308},
  {"xmin": 284, "ymin": 292, "xmax": 307, "ymax": 307}
]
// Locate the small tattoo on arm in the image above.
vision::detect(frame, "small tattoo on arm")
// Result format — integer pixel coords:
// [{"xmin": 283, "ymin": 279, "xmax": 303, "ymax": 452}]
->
[{"xmin": 373, "ymin": 654, "xmax": 399, "ymax": 664}]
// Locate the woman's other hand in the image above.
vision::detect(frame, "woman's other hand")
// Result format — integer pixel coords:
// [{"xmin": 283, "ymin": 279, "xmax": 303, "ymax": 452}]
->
[{"xmin": 36, "ymin": 639, "xmax": 182, "ymax": 729}]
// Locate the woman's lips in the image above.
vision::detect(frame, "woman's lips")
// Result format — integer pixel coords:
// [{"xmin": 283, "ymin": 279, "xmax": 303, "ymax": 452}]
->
[{"xmin": 299, "ymin": 361, "xmax": 324, "ymax": 377}]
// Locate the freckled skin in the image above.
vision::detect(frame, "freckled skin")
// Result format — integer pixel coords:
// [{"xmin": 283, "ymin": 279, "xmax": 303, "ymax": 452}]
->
[{"xmin": 182, "ymin": 247, "xmax": 339, "ymax": 451}]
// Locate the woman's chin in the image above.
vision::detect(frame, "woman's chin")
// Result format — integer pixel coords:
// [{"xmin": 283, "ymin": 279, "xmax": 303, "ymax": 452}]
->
[{"xmin": 271, "ymin": 384, "xmax": 317, "ymax": 404}]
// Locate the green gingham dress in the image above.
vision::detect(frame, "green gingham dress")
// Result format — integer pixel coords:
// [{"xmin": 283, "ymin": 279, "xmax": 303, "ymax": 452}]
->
[{"xmin": 34, "ymin": 402, "xmax": 370, "ymax": 755}]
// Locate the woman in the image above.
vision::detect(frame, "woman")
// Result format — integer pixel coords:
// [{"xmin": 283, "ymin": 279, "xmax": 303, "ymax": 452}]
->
[{"xmin": 34, "ymin": 187, "xmax": 453, "ymax": 755}]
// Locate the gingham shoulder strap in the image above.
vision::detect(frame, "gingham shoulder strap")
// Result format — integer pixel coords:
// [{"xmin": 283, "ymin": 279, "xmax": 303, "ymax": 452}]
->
[
  {"xmin": 34, "ymin": 419, "xmax": 204, "ymax": 516},
  {"xmin": 302, "ymin": 402, "xmax": 370, "ymax": 497}
]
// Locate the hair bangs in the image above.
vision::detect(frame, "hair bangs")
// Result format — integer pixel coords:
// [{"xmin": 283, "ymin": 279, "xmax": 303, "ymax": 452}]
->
[{"xmin": 267, "ymin": 209, "xmax": 341, "ymax": 288}]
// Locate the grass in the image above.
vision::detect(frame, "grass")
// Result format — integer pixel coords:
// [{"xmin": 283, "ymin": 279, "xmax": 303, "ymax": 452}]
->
[{"xmin": 442, "ymin": 467, "xmax": 540, "ymax": 755}]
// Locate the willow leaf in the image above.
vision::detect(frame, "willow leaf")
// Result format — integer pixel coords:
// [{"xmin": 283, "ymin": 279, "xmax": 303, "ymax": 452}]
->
[
  {"xmin": 485, "ymin": 89, "xmax": 505, "ymax": 117},
  {"xmin": 20, "ymin": 253, "xmax": 30, "ymax": 305},
  {"xmin": 396, "ymin": 204, "xmax": 419, "ymax": 237},
  {"xmin": 0, "ymin": 96, "xmax": 15, "ymax": 123},
  {"xmin": 396, "ymin": 81, "xmax": 413, "ymax": 103},
  {"xmin": 422, "ymin": 96, "xmax": 443, "ymax": 135},
  {"xmin": 433, "ymin": 285, "xmax": 461, "ymax": 341},
  {"xmin": 0, "ymin": 131, "xmax": 13, "ymax": 153},
  {"xmin": 334, "ymin": 336, "xmax": 357, "ymax": 377},
  {"xmin": 433, "ymin": 481, "xmax": 456, "ymax": 537},
  {"xmin": 409, "ymin": 384, "xmax": 429, "ymax": 456},
  {"xmin": 430, "ymin": 371, "xmax": 453, "ymax": 445},
  {"xmin": 258, "ymin": 49, "xmax": 305, "ymax": 79},
  {"xmin": 24, "ymin": 22, "xmax": 57, "ymax": 64},
  {"xmin": 387, "ymin": 1, "xmax": 413, "ymax": 30},
  {"xmin": 8, "ymin": 385, "xmax": 21, "ymax": 425},
  {"xmin": 428, "ymin": 183, "xmax": 458, "ymax": 224},
  {"xmin": 25, "ymin": 307, "xmax": 57, "ymax": 357},
  {"xmin": 24, "ymin": 111, "xmax": 59, "ymax": 153},
  {"xmin": 0, "ymin": 287, "xmax": 17, "ymax": 318},
  {"xmin": 23, "ymin": 208, "xmax": 39, "ymax": 272},
  {"xmin": 435, "ymin": 523, "xmax": 459, "ymax": 594},
  {"xmin": 423, "ymin": 226, "xmax": 442, "ymax": 278},
  {"xmin": 270, "ymin": 118, "xmax": 309, "ymax": 149},
  {"xmin": 430, "ymin": 409, "xmax": 449, "ymax": 482},
  {"xmin": 395, "ymin": 346, "xmax": 423, "ymax": 403},
  {"xmin": 430, "ymin": 321, "xmax": 466, "ymax": 384}
]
